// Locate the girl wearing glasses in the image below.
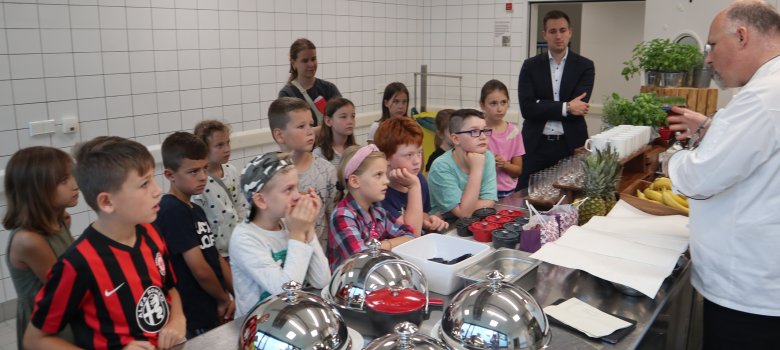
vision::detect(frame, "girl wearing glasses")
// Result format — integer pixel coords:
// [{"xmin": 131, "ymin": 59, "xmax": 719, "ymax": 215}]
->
[
  {"xmin": 480, "ymin": 80, "xmax": 525, "ymax": 199},
  {"xmin": 428, "ymin": 109, "xmax": 498, "ymax": 218}
]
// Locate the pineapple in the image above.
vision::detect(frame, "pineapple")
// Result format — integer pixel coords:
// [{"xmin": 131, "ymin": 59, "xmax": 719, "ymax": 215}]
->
[{"xmin": 578, "ymin": 146, "xmax": 621, "ymax": 225}]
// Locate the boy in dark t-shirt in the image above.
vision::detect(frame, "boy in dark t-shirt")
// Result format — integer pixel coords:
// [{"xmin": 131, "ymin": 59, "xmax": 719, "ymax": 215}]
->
[
  {"xmin": 24, "ymin": 136, "xmax": 186, "ymax": 350},
  {"xmin": 156, "ymin": 132, "xmax": 234, "ymax": 338}
]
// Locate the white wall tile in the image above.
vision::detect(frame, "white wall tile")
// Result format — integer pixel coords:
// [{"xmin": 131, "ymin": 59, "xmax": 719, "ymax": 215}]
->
[
  {"xmin": 0, "ymin": 130, "xmax": 19, "ymax": 156},
  {"xmin": 133, "ymin": 113, "xmax": 158, "ymax": 136},
  {"xmin": 176, "ymin": 9, "xmax": 198, "ymax": 30},
  {"xmin": 101, "ymin": 29, "xmax": 129, "ymax": 52},
  {"xmin": 102, "ymin": 52, "xmax": 130, "ymax": 74},
  {"xmin": 99, "ymin": 6, "xmax": 127, "ymax": 29},
  {"xmin": 76, "ymin": 75, "xmax": 105, "ymax": 99},
  {"xmin": 199, "ymin": 30, "xmax": 220, "ymax": 49},
  {"xmin": 180, "ymin": 108, "xmax": 203, "ymax": 127},
  {"xmin": 200, "ymin": 68, "xmax": 221, "ymax": 88},
  {"xmin": 158, "ymin": 111, "xmax": 182, "ymax": 132},
  {"xmin": 72, "ymin": 29, "xmax": 102, "ymax": 52},
  {"xmin": 45, "ymin": 77, "xmax": 77, "ymax": 101},
  {"xmin": 178, "ymin": 50, "xmax": 200, "ymax": 70},
  {"xmin": 74, "ymin": 52, "xmax": 104, "ymax": 75},
  {"xmin": 152, "ymin": 8, "xmax": 176, "ymax": 30},
  {"xmin": 17, "ymin": 129, "xmax": 52, "ymax": 148},
  {"xmin": 104, "ymin": 74, "xmax": 132, "ymax": 95},
  {"xmin": 0, "ymin": 106, "xmax": 16, "ymax": 131},
  {"xmin": 220, "ymin": 48, "xmax": 240, "ymax": 67},
  {"xmin": 4, "ymin": 3, "xmax": 39, "ymax": 28},
  {"xmin": 79, "ymin": 119, "xmax": 108, "ymax": 140},
  {"xmin": 157, "ymin": 91, "xmax": 180, "ymax": 112},
  {"xmin": 129, "ymin": 51, "xmax": 155, "ymax": 72},
  {"xmin": 128, "ymin": 29, "xmax": 154, "ymax": 51},
  {"xmin": 9, "ymin": 54, "xmax": 44, "ymax": 80},
  {"xmin": 4, "ymin": 279, "xmax": 16, "ymax": 301},
  {"xmin": 7, "ymin": 29, "xmax": 42, "ymax": 54},
  {"xmin": 178, "ymin": 70, "xmax": 200, "ymax": 90},
  {"xmin": 222, "ymin": 86, "xmax": 240, "ymax": 105},
  {"xmin": 106, "ymin": 95, "xmax": 133, "ymax": 118},
  {"xmin": 77, "ymin": 97, "xmax": 107, "ymax": 121},
  {"xmin": 179, "ymin": 89, "xmax": 202, "ymax": 110},
  {"xmin": 199, "ymin": 49, "xmax": 220, "ymax": 69},
  {"xmin": 221, "ymin": 67, "xmax": 240, "ymax": 86},
  {"xmin": 131, "ymin": 72, "xmax": 156, "ymax": 94},
  {"xmin": 153, "ymin": 30, "xmax": 177, "ymax": 51},
  {"xmin": 198, "ymin": 10, "xmax": 219, "ymax": 29},
  {"xmin": 126, "ymin": 7, "xmax": 153, "ymax": 29},
  {"xmin": 12, "ymin": 79, "xmax": 46, "ymax": 104},
  {"xmin": 108, "ymin": 116, "xmax": 135, "ymax": 138},
  {"xmin": 51, "ymin": 128, "xmax": 79, "ymax": 148},
  {"xmin": 39, "ymin": 4, "xmax": 71, "ymax": 28},
  {"xmin": 41, "ymin": 29, "xmax": 73, "ymax": 53},
  {"xmin": 70, "ymin": 5, "xmax": 100, "ymax": 29},
  {"xmin": 201, "ymin": 87, "xmax": 222, "ymax": 107},
  {"xmin": 132, "ymin": 93, "xmax": 157, "ymax": 115},
  {"xmin": 155, "ymin": 71, "xmax": 179, "ymax": 92}
]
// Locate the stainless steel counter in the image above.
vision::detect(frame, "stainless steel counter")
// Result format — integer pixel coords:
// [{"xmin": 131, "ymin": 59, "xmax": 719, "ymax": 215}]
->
[{"xmin": 174, "ymin": 197, "xmax": 695, "ymax": 349}]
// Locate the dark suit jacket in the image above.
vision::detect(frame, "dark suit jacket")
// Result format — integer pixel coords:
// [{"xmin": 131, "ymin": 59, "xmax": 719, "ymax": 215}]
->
[{"xmin": 518, "ymin": 51, "xmax": 595, "ymax": 153}]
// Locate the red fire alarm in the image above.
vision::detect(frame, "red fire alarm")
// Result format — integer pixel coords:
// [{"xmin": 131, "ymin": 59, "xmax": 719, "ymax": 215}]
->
[{"xmin": 506, "ymin": 2, "xmax": 513, "ymax": 11}]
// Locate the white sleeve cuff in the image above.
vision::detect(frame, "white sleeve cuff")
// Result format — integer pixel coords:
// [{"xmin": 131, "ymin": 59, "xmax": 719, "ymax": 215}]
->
[{"xmin": 562, "ymin": 102, "xmax": 568, "ymax": 117}]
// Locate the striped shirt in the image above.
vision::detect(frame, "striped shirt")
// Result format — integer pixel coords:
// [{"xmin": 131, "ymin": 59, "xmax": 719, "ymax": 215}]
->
[{"xmin": 30, "ymin": 224, "xmax": 176, "ymax": 349}]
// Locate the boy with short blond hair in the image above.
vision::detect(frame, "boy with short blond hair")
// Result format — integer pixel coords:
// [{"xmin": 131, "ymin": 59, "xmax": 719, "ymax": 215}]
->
[
  {"xmin": 24, "ymin": 136, "xmax": 186, "ymax": 350},
  {"xmin": 268, "ymin": 97, "xmax": 338, "ymax": 252},
  {"xmin": 156, "ymin": 132, "xmax": 234, "ymax": 338}
]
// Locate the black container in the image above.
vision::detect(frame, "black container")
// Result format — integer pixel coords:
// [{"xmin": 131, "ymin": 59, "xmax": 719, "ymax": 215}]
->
[
  {"xmin": 503, "ymin": 221, "xmax": 524, "ymax": 234},
  {"xmin": 472, "ymin": 207, "xmax": 497, "ymax": 220},
  {"xmin": 455, "ymin": 217, "xmax": 479, "ymax": 237},
  {"xmin": 492, "ymin": 229, "xmax": 519, "ymax": 249},
  {"xmin": 514, "ymin": 216, "xmax": 530, "ymax": 225}
]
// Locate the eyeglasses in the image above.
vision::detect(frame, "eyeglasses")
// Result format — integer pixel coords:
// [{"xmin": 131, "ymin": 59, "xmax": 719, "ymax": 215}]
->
[{"xmin": 454, "ymin": 128, "xmax": 493, "ymax": 137}]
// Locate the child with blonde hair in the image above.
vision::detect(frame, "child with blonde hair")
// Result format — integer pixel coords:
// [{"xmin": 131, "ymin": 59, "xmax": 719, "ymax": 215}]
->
[
  {"xmin": 193, "ymin": 120, "xmax": 248, "ymax": 258},
  {"xmin": 328, "ymin": 144, "xmax": 417, "ymax": 270}
]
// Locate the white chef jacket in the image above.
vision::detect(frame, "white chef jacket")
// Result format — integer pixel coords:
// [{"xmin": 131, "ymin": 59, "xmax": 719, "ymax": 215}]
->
[{"xmin": 669, "ymin": 55, "xmax": 780, "ymax": 316}]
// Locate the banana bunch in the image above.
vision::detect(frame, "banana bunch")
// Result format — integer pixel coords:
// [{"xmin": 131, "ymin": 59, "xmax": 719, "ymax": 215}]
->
[{"xmin": 636, "ymin": 177, "xmax": 689, "ymax": 213}]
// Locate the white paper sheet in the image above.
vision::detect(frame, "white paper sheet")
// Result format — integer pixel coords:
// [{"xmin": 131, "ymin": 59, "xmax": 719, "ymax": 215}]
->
[
  {"xmin": 530, "ymin": 242, "xmax": 671, "ymax": 297},
  {"xmin": 544, "ymin": 298, "xmax": 632, "ymax": 338},
  {"xmin": 555, "ymin": 226, "xmax": 680, "ymax": 270}
]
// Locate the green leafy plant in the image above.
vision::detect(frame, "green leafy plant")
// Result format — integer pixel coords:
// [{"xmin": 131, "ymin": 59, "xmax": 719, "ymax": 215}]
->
[
  {"xmin": 603, "ymin": 92, "xmax": 671, "ymax": 127},
  {"xmin": 621, "ymin": 39, "xmax": 704, "ymax": 80}
]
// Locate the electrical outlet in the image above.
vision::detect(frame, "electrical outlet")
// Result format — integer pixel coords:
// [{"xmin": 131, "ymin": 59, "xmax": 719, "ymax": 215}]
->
[
  {"xmin": 29, "ymin": 120, "xmax": 56, "ymax": 136},
  {"xmin": 61, "ymin": 116, "xmax": 78, "ymax": 134}
]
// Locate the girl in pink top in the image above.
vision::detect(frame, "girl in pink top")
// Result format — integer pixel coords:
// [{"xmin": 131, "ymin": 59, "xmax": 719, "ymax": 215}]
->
[{"xmin": 480, "ymin": 79, "xmax": 525, "ymax": 199}]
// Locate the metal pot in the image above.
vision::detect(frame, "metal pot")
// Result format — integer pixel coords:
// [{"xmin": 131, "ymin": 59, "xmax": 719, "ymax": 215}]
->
[
  {"xmin": 364, "ymin": 322, "xmax": 451, "ymax": 350},
  {"xmin": 363, "ymin": 260, "xmax": 443, "ymax": 334},
  {"xmin": 440, "ymin": 271, "xmax": 551, "ymax": 350},
  {"xmin": 239, "ymin": 281, "xmax": 353, "ymax": 350},
  {"xmin": 484, "ymin": 214, "xmax": 514, "ymax": 225},
  {"xmin": 325, "ymin": 239, "xmax": 402, "ymax": 311}
]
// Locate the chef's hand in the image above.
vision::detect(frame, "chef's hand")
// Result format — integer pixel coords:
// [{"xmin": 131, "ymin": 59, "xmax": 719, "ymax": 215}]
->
[{"xmin": 667, "ymin": 106, "xmax": 709, "ymax": 140}]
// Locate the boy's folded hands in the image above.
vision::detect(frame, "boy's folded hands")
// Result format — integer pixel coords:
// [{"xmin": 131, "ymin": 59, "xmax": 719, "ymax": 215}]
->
[{"xmin": 287, "ymin": 188, "xmax": 321, "ymax": 243}]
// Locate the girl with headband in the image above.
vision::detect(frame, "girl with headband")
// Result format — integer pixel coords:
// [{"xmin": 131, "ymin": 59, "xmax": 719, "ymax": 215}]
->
[
  {"xmin": 229, "ymin": 152, "xmax": 331, "ymax": 317},
  {"xmin": 327, "ymin": 144, "xmax": 417, "ymax": 270}
]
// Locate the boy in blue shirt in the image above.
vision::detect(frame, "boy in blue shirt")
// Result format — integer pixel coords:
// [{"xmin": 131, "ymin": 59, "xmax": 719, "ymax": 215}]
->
[{"xmin": 156, "ymin": 132, "xmax": 234, "ymax": 337}]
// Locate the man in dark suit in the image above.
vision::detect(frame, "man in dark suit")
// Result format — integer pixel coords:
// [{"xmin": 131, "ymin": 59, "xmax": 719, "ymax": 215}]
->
[{"xmin": 516, "ymin": 10, "xmax": 595, "ymax": 190}]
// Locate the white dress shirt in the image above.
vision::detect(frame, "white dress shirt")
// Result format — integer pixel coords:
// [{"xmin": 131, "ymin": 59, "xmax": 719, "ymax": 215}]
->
[
  {"xmin": 668, "ymin": 55, "xmax": 780, "ymax": 316},
  {"xmin": 543, "ymin": 49, "xmax": 569, "ymax": 135}
]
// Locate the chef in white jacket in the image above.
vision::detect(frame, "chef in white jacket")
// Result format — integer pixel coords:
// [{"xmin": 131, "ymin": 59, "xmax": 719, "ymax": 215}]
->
[{"xmin": 665, "ymin": 1, "xmax": 780, "ymax": 348}]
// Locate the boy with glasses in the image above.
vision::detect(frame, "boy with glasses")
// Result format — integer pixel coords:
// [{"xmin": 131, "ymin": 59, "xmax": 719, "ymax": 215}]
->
[{"xmin": 428, "ymin": 109, "xmax": 498, "ymax": 218}]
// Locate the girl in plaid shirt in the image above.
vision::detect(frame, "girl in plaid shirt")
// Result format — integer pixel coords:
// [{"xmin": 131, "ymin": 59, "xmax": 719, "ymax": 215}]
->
[{"xmin": 327, "ymin": 144, "xmax": 417, "ymax": 270}]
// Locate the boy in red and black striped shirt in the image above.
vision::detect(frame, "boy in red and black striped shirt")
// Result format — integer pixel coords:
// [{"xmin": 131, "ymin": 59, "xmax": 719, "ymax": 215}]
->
[{"xmin": 24, "ymin": 136, "xmax": 186, "ymax": 350}]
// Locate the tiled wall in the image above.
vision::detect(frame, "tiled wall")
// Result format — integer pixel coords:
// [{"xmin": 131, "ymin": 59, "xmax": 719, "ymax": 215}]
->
[
  {"xmin": 0, "ymin": 0, "xmax": 532, "ymax": 317},
  {"xmin": 421, "ymin": 0, "xmax": 526, "ymax": 121},
  {"xmin": 0, "ymin": 0, "xmax": 430, "ymax": 312}
]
